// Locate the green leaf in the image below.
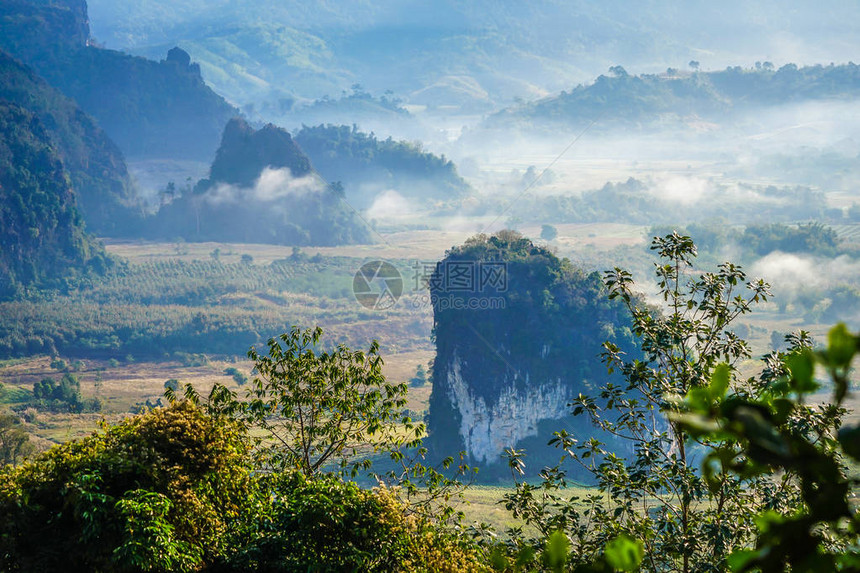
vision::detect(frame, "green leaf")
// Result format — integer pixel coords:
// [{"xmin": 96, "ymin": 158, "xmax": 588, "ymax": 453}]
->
[
  {"xmin": 827, "ymin": 323, "xmax": 856, "ymax": 369},
  {"xmin": 604, "ymin": 534, "xmax": 644, "ymax": 571},
  {"xmin": 753, "ymin": 510, "xmax": 784, "ymax": 533},
  {"xmin": 727, "ymin": 549, "xmax": 758, "ymax": 572},
  {"xmin": 489, "ymin": 546, "xmax": 509, "ymax": 570},
  {"xmin": 545, "ymin": 530, "xmax": 570, "ymax": 572},
  {"xmin": 709, "ymin": 362, "xmax": 731, "ymax": 400},
  {"xmin": 686, "ymin": 387, "xmax": 712, "ymax": 413},
  {"xmin": 514, "ymin": 545, "xmax": 536, "ymax": 569},
  {"xmin": 785, "ymin": 350, "xmax": 816, "ymax": 393}
]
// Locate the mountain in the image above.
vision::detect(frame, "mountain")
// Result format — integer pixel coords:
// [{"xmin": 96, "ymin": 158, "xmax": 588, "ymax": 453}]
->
[
  {"xmin": 294, "ymin": 124, "xmax": 471, "ymax": 207},
  {"xmin": 84, "ymin": 0, "xmax": 860, "ymax": 116},
  {"xmin": 0, "ymin": 101, "xmax": 109, "ymax": 298},
  {"xmin": 148, "ymin": 118, "xmax": 374, "ymax": 245},
  {"xmin": 485, "ymin": 63, "xmax": 860, "ymax": 132},
  {"xmin": 426, "ymin": 231, "xmax": 637, "ymax": 478},
  {"xmin": 0, "ymin": 0, "xmax": 238, "ymax": 161},
  {"xmin": 208, "ymin": 118, "xmax": 312, "ymax": 187},
  {"xmin": 0, "ymin": 50, "xmax": 141, "ymax": 235}
]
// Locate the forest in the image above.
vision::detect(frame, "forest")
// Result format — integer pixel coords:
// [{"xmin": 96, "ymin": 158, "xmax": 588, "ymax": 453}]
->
[{"xmin": 4, "ymin": 0, "xmax": 860, "ymax": 570}]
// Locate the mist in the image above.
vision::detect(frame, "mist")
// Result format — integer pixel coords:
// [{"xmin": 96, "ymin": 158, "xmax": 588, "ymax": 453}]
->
[{"xmin": 204, "ymin": 167, "xmax": 325, "ymax": 206}]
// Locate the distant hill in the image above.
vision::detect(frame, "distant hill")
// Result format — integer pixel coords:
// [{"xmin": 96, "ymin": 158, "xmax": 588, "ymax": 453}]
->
[
  {"xmin": 0, "ymin": 101, "xmax": 109, "ymax": 298},
  {"xmin": 85, "ymin": 0, "xmax": 860, "ymax": 115},
  {"xmin": 0, "ymin": 50, "xmax": 141, "ymax": 235},
  {"xmin": 294, "ymin": 124, "xmax": 471, "ymax": 207},
  {"xmin": 148, "ymin": 118, "xmax": 374, "ymax": 245},
  {"xmin": 0, "ymin": 0, "xmax": 238, "ymax": 161},
  {"xmin": 486, "ymin": 63, "xmax": 860, "ymax": 131}
]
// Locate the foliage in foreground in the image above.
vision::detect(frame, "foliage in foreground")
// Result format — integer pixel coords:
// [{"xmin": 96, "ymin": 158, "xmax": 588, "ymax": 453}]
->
[
  {"xmin": 0, "ymin": 400, "xmax": 487, "ymax": 572},
  {"xmin": 674, "ymin": 324, "xmax": 860, "ymax": 572},
  {"xmin": 5, "ymin": 234, "xmax": 860, "ymax": 572},
  {"xmin": 495, "ymin": 233, "xmax": 857, "ymax": 572}
]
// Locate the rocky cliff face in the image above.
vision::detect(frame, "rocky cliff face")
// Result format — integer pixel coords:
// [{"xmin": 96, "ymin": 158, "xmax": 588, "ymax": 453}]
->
[
  {"xmin": 443, "ymin": 350, "xmax": 572, "ymax": 464},
  {"xmin": 210, "ymin": 118, "xmax": 312, "ymax": 186},
  {"xmin": 426, "ymin": 231, "xmax": 637, "ymax": 479}
]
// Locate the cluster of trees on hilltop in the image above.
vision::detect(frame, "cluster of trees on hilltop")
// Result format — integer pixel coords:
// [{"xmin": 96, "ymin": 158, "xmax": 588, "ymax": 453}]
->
[
  {"xmin": 651, "ymin": 222, "xmax": 843, "ymax": 260},
  {"xmin": 276, "ymin": 84, "xmax": 410, "ymax": 123},
  {"xmin": 479, "ymin": 177, "xmax": 827, "ymax": 227},
  {"xmin": 295, "ymin": 124, "xmax": 471, "ymax": 206},
  {"xmin": 489, "ymin": 62, "xmax": 860, "ymax": 129}
]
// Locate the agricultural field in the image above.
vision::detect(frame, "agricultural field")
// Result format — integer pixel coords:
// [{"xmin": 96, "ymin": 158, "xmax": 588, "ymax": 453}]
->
[{"xmin": 2, "ymin": 225, "xmax": 856, "ymax": 532}]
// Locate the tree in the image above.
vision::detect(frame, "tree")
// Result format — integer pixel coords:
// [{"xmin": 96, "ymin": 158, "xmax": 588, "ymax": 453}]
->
[
  {"xmin": 244, "ymin": 326, "xmax": 422, "ymax": 476},
  {"xmin": 673, "ymin": 324, "xmax": 858, "ymax": 572},
  {"xmin": 541, "ymin": 224, "xmax": 558, "ymax": 241},
  {"xmin": 0, "ymin": 414, "xmax": 33, "ymax": 465},
  {"xmin": 0, "ymin": 401, "xmax": 252, "ymax": 572},
  {"xmin": 410, "ymin": 364, "xmax": 427, "ymax": 387},
  {"xmin": 223, "ymin": 367, "xmax": 247, "ymax": 386},
  {"xmin": 170, "ymin": 326, "xmax": 474, "ymax": 523},
  {"xmin": 689, "ymin": 60, "xmax": 700, "ymax": 71},
  {"xmin": 498, "ymin": 232, "xmax": 819, "ymax": 572}
]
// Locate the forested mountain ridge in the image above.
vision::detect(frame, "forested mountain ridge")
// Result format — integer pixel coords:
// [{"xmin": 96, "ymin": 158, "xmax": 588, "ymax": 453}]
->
[
  {"xmin": 0, "ymin": 50, "xmax": 141, "ymax": 236},
  {"xmin": 0, "ymin": 101, "xmax": 110, "ymax": 298},
  {"xmin": 85, "ymin": 0, "xmax": 860, "ymax": 114},
  {"xmin": 487, "ymin": 62, "xmax": 860, "ymax": 130},
  {"xmin": 148, "ymin": 118, "xmax": 374, "ymax": 246},
  {"xmin": 295, "ymin": 124, "xmax": 471, "ymax": 206},
  {"xmin": 0, "ymin": 0, "xmax": 238, "ymax": 161}
]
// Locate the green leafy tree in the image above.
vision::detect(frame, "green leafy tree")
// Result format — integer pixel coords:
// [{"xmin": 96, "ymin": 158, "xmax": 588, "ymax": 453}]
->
[
  {"xmin": 0, "ymin": 414, "xmax": 33, "ymax": 466},
  {"xmin": 243, "ymin": 326, "xmax": 422, "ymax": 476},
  {"xmin": 410, "ymin": 364, "xmax": 427, "ymax": 387},
  {"xmin": 673, "ymin": 323, "xmax": 859, "ymax": 572},
  {"xmin": 0, "ymin": 401, "xmax": 252, "ymax": 572},
  {"xmin": 498, "ymin": 233, "xmax": 820, "ymax": 572},
  {"xmin": 223, "ymin": 367, "xmax": 248, "ymax": 386},
  {"xmin": 541, "ymin": 224, "xmax": 559, "ymax": 241},
  {"xmin": 171, "ymin": 326, "xmax": 475, "ymax": 523}
]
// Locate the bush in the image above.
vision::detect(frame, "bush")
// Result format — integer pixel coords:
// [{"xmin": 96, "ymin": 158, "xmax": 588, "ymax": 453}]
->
[
  {"xmin": 0, "ymin": 396, "xmax": 485, "ymax": 572},
  {"xmin": 0, "ymin": 401, "xmax": 252, "ymax": 572},
  {"xmin": 229, "ymin": 472, "xmax": 488, "ymax": 572}
]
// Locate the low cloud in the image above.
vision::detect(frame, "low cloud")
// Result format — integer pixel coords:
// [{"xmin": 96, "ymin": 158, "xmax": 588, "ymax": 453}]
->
[
  {"xmin": 751, "ymin": 252, "xmax": 860, "ymax": 295},
  {"xmin": 205, "ymin": 167, "xmax": 324, "ymax": 206},
  {"xmin": 366, "ymin": 190, "xmax": 412, "ymax": 219}
]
